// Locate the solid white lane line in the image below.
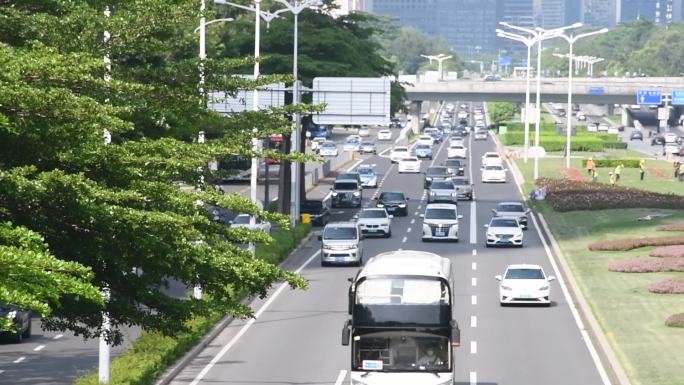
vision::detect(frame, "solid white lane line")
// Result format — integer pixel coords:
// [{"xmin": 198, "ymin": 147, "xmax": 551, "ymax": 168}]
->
[
  {"xmin": 469, "ymin": 201, "xmax": 477, "ymax": 244},
  {"xmin": 0, "ymin": 370, "xmax": 4, "ymax": 375},
  {"xmin": 472, "ymin": 249, "xmax": 477, "ymax": 256},
  {"xmin": 53, "ymin": 334, "xmax": 63, "ymax": 340},
  {"xmin": 472, "ymin": 262, "xmax": 477, "ymax": 271},
  {"xmin": 13, "ymin": 357, "xmax": 25, "ymax": 363},
  {"xmin": 470, "ymin": 341, "xmax": 478, "ymax": 354},
  {"xmin": 470, "ymin": 371, "xmax": 477, "ymax": 385},
  {"xmin": 471, "ymin": 277, "xmax": 477, "ymax": 287},
  {"xmin": 471, "ymin": 315, "xmax": 478, "ymax": 328},
  {"xmin": 406, "ymin": 228, "xmax": 412, "ymax": 233},
  {"xmin": 401, "ymin": 236, "xmax": 407, "ymax": 243},
  {"xmin": 334, "ymin": 370, "xmax": 348, "ymax": 385},
  {"xmin": 471, "ymin": 295, "xmax": 477, "ymax": 305},
  {"xmin": 410, "ymin": 219, "xmax": 415, "ymax": 224},
  {"xmin": 188, "ymin": 250, "xmax": 321, "ymax": 385},
  {"xmin": 33, "ymin": 345, "xmax": 45, "ymax": 352}
]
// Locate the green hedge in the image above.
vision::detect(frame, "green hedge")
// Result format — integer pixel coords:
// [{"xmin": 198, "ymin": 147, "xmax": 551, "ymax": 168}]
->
[
  {"xmin": 74, "ymin": 223, "xmax": 311, "ymax": 385},
  {"xmin": 581, "ymin": 158, "xmax": 642, "ymax": 168},
  {"xmin": 602, "ymin": 141, "xmax": 629, "ymax": 149},
  {"xmin": 504, "ymin": 122, "xmax": 557, "ymax": 132},
  {"xmin": 500, "ymin": 133, "xmax": 605, "ymax": 151}
]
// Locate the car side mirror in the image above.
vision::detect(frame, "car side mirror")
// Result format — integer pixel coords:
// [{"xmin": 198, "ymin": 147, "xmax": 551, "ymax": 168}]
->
[
  {"xmin": 228, "ymin": 220, "xmax": 233, "ymax": 225},
  {"xmin": 317, "ymin": 235, "xmax": 322, "ymax": 241},
  {"xmin": 347, "ymin": 277, "xmax": 355, "ymax": 283},
  {"xmin": 457, "ymin": 215, "xmax": 464, "ymax": 219},
  {"xmin": 520, "ymin": 224, "xmax": 525, "ymax": 228},
  {"xmin": 419, "ymin": 214, "xmax": 425, "ymax": 218},
  {"xmin": 484, "ymin": 224, "xmax": 489, "ymax": 228},
  {"xmin": 495, "ymin": 275, "xmax": 502, "ymax": 281},
  {"xmin": 491, "ymin": 209, "xmax": 497, "ymax": 214},
  {"xmin": 388, "ymin": 215, "xmax": 394, "ymax": 219},
  {"xmin": 450, "ymin": 320, "xmax": 461, "ymax": 347},
  {"xmin": 406, "ymin": 197, "xmax": 410, "ymax": 201},
  {"xmin": 504, "ymin": 169, "xmax": 509, "ymax": 172},
  {"xmin": 341, "ymin": 319, "xmax": 351, "ymax": 346},
  {"xmin": 374, "ymin": 197, "xmax": 378, "ymax": 200},
  {"xmin": 547, "ymin": 276, "xmax": 556, "ymax": 282},
  {"xmin": 525, "ymin": 209, "xmax": 531, "ymax": 214}
]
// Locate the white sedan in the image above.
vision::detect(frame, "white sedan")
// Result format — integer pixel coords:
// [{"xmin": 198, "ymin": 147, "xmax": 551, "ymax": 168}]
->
[
  {"xmin": 447, "ymin": 143, "xmax": 467, "ymax": 159},
  {"xmin": 358, "ymin": 127, "xmax": 370, "ymax": 137},
  {"xmin": 481, "ymin": 164, "xmax": 507, "ymax": 183},
  {"xmin": 318, "ymin": 141, "xmax": 338, "ymax": 157},
  {"xmin": 417, "ymin": 134, "xmax": 435, "ymax": 146},
  {"xmin": 230, "ymin": 214, "xmax": 271, "ymax": 234},
  {"xmin": 496, "ymin": 264, "xmax": 555, "ymax": 306},
  {"xmin": 485, "ymin": 216, "xmax": 523, "ymax": 247},
  {"xmin": 397, "ymin": 156, "xmax": 422, "ymax": 173},
  {"xmin": 481, "ymin": 152, "xmax": 503, "ymax": 167},
  {"xmin": 377, "ymin": 129, "xmax": 393, "ymax": 141},
  {"xmin": 390, "ymin": 146, "xmax": 410, "ymax": 163},
  {"xmin": 354, "ymin": 208, "xmax": 392, "ymax": 237}
]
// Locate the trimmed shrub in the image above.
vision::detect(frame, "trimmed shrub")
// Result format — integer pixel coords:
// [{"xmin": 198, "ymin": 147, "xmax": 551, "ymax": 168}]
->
[
  {"xmin": 503, "ymin": 122, "xmax": 557, "ymax": 132},
  {"xmin": 657, "ymin": 222, "xmax": 684, "ymax": 231},
  {"xmin": 255, "ymin": 223, "xmax": 312, "ymax": 264},
  {"xmin": 665, "ymin": 313, "xmax": 684, "ymax": 328},
  {"xmin": 589, "ymin": 236, "xmax": 684, "ymax": 251},
  {"xmin": 648, "ymin": 278, "xmax": 684, "ymax": 294},
  {"xmin": 649, "ymin": 245, "xmax": 684, "ymax": 258},
  {"xmin": 607, "ymin": 257, "xmax": 684, "ymax": 272},
  {"xmin": 581, "ymin": 159, "xmax": 642, "ymax": 168},
  {"xmin": 537, "ymin": 178, "xmax": 684, "ymax": 212},
  {"xmin": 601, "ymin": 141, "xmax": 629, "ymax": 149},
  {"xmin": 500, "ymin": 133, "xmax": 605, "ymax": 151}
]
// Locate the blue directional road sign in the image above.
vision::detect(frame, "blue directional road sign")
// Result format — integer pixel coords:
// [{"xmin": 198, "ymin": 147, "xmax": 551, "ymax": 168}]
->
[
  {"xmin": 498, "ymin": 56, "xmax": 511, "ymax": 66},
  {"xmin": 588, "ymin": 86, "xmax": 605, "ymax": 95},
  {"xmin": 636, "ymin": 89, "xmax": 662, "ymax": 105},
  {"xmin": 672, "ymin": 90, "xmax": 684, "ymax": 106}
]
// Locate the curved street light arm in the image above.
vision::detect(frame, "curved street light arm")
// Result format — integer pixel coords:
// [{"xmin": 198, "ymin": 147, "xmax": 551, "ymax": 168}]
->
[{"xmin": 194, "ymin": 17, "xmax": 234, "ymax": 33}]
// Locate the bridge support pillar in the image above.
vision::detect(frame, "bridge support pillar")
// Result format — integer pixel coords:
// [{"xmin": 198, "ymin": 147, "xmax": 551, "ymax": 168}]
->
[
  {"xmin": 603, "ymin": 104, "xmax": 615, "ymax": 116},
  {"xmin": 409, "ymin": 101, "xmax": 422, "ymax": 135},
  {"xmin": 622, "ymin": 108, "xmax": 634, "ymax": 127}
]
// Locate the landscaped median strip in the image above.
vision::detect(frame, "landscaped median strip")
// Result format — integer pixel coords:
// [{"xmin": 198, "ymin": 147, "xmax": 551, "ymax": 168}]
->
[{"xmin": 73, "ymin": 223, "xmax": 312, "ymax": 385}]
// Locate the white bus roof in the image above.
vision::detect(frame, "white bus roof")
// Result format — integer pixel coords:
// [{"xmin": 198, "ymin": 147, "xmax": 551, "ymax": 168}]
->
[{"xmin": 358, "ymin": 250, "xmax": 451, "ymax": 280}]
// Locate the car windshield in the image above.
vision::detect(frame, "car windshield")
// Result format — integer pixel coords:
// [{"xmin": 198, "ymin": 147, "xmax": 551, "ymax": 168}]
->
[
  {"xmin": 425, "ymin": 208, "xmax": 457, "ymax": 220},
  {"xmin": 362, "ymin": 142, "xmax": 374, "ymax": 146},
  {"xmin": 353, "ymin": 332, "xmax": 450, "ymax": 372},
  {"xmin": 358, "ymin": 168, "xmax": 373, "ymax": 175},
  {"xmin": 498, "ymin": 204, "xmax": 524, "ymax": 212},
  {"xmin": 505, "ymin": 268, "xmax": 545, "ymax": 280},
  {"xmin": 485, "ymin": 165, "xmax": 503, "ymax": 171},
  {"xmin": 416, "ymin": 144, "xmax": 430, "ymax": 149},
  {"xmin": 346, "ymin": 138, "xmax": 359, "ymax": 144},
  {"xmin": 233, "ymin": 215, "xmax": 251, "ymax": 224},
  {"xmin": 301, "ymin": 201, "xmax": 323, "ymax": 213},
  {"xmin": 360, "ymin": 210, "xmax": 387, "ymax": 219},
  {"xmin": 491, "ymin": 218, "xmax": 519, "ymax": 227},
  {"xmin": 334, "ymin": 182, "xmax": 358, "ymax": 190},
  {"xmin": 324, "ymin": 226, "xmax": 357, "ymax": 240},
  {"xmin": 427, "ymin": 167, "xmax": 448, "ymax": 175},
  {"xmin": 452, "ymin": 178, "xmax": 470, "ymax": 185},
  {"xmin": 321, "ymin": 143, "xmax": 335, "ymax": 148},
  {"xmin": 380, "ymin": 192, "xmax": 405, "ymax": 201},
  {"xmin": 431, "ymin": 181, "xmax": 453, "ymax": 189}
]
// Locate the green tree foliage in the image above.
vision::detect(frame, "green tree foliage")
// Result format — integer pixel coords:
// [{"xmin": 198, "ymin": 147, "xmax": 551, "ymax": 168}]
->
[
  {"xmin": 487, "ymin": 102, "xmax": 517, "ymax": 125},
  {"xmin": 0, "ymin": 1, "xmax": 307, "ymax": 343}
]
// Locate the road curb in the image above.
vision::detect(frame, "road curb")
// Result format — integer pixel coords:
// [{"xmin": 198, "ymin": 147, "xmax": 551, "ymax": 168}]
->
[
  {"xmin": 501, "ymin": 133, "xmax": 633, "ymax": 385},
  {"xmin": 154, "ymin": 231, "xmax": 315, "ymax": 385}
]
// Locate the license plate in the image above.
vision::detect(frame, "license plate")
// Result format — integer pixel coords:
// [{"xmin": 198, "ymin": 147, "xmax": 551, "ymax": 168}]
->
[
  {"xmin": 367, "ymin": 229, "xmax": 378, "ymax": 232},
  {"xmin": 335, "ymin": 257, "xmax": 346, "ymax": 262},
  {"xmin": 436, "ymin": 231, "xmax": 445, "ymax": 237},
  {"xmin": 520, "ymin": 294, "xmax": 532, "ymax": 298},
  {"xmin": 387, "ymin": 208, "xmax": 396, "ymax": 212}
]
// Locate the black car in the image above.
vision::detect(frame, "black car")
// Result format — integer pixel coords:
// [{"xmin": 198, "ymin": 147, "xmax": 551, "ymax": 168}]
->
[
  {"xmin": 376, "ymin": 192, "xmax": 409, "ymax": 216},
  {"xmin": 630, "ymin": 131, "xmax": 644, "ymax": 141},
  {"xmin": 0, "ymin": 305, "xmax": 31, "ymax": 343},
  {"xmin": 424, "ymin": 166, "xmax": 451, "ymax": 189},
  {"xmin": 335, "ymin": 172, "xmax": 361, "ymax": 184},
  {"xmin": 389, "ymin": 120, "xmax": 402, "ymax": 129},
  {"xmin": 301, "ymin": 200, "xmax": 330, "ymax": 226},
  {"xmin": 443, "ymin": 159, "xmax": 465, "ymax": 176},
  {"xmin": 651, "ymin": 135, "xmax": 666, "ymax": 146}
]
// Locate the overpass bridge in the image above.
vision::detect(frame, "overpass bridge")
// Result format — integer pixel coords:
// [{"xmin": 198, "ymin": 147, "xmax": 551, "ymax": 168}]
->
[{"xmin": 405, "ymin": 77, "xmax": 684, "ymax": 105}]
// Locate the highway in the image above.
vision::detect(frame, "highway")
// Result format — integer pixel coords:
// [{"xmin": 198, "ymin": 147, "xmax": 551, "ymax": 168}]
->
[{"xmin": 166, "ymin": 102, "xmax": 609, "ymax": 385}]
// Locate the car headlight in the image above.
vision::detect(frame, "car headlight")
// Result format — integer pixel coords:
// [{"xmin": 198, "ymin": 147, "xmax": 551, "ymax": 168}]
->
[
  {"xmin": 7, "ymin": 310, "xmax": 17, "ymax": 318},
  {"xmin": 539, "ymin": 286, "xmax": 549, "ymax": 291},
  {"xmin": 353, "ymin": 192, "xmax": 361, "ymax": 197},
  {"xmin": 425, "ymin": 177, "xmax": 432, "ymax": 181},
  {"xmin": 398, "ymin": 203, "xmax": 406, "ymax": 208},
  {"xmin": 513, "ymin": 233, "xmax": 523, "ymax": 239},
  {"xmin": 501, "ymin": 285, "xmax": 512, "ymax": 291},
  {"xmin": 487, "ymin": 232, "xmax": 495, "ymax": 238},
  {"xmin": 376, "ymin": 204, "xmax": 384, "ymax": 208},
  {"xmin": 331, "ymin": 192, "xmax": 338, "ymax": 197},
  {"xmin": 451, "ymin": 192, "xmax": 458, "ymax": 196},
  {"xmin": 430, "ymin": 191, "xmax": 436, "ymax": 196}
]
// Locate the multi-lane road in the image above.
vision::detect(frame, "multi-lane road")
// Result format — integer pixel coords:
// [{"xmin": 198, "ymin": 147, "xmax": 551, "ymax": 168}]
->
[{"xmin": 165, "ymin": 103, "xmax": 610, "ymax": 385}]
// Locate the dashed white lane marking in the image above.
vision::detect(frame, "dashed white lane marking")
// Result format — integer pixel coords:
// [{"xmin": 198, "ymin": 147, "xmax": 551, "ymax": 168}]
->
[
  {"xmin": 471, "ymin": 277, "xmax": 477, "ymax": 287},
  {"xmin": 187, "ymin": 250, "xmax": 321, "ymax": 385},
  {"xmin": 410, "ymin": 219, "xmax": 415, "ymax": 224},
  {"xmin": 13, "ymin": 357, "xmax": 25, "ymax": 363},
  {"xmin": 53, "ymin": 334, "xmax": 63, "ymax": 340},
  {"xmin": 0, "ymin": 370, "xmax": 4, "ymax": 375},
  {"xmin": 406, "ymin": 228, "xmax": 412, "ymax": 233},
  {"xmin": 470, "ymin": 371, "xmax": 477, "ymax": 385},
  {"xmin": 33, "ymin": 345, "xmax": 45, "ymax": 352},
  {"xmin": 414, "ymin": 211, "xmax": 419, "ymax": 216},
  {"xmin": 472, "ymin": 262, "xmax": 477, "ymax": 271},
  {"xmin": 471, "ymin": 295, "xmax": 477, "ymax": 305},
  {"xmin": 471, "ymin": 315, "xmax": 478, "ymax": 328},
  {"xmin": 401, "ymin": 236, "xmax": 407, "ymax": 243},
  {"xmin": 472, "ymin": 249, "xmax": 477, "ymax": 256},
  {"xmin": 370, "ymin": 163, "xmax": 396, "ymax": 200},
  {"xmin": 470, "ymin": 341, "xmax": 478, "ymax": 354},
  {"xmin": 334, "ymin": 370, "xmax": 347, "ymax": 385},
  {"xmin": 417, "ymin": 205, "xmax": 422, "ymax": 210}
]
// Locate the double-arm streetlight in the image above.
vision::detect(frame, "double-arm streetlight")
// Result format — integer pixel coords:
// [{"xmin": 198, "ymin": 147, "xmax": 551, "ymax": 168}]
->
[
  {"xmin": 552, "ymin": 28, "xmax": 608, "ymax": 168},
  {"xmin": 497, "ymin": 22, "xmax": 581, "ymax": 179},
  {"xmin": 421, "ymin": 54, "xmax": 453, "ymax": 81}
]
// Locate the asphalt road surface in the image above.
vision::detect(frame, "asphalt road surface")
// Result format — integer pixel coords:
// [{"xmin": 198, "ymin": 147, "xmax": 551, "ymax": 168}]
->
[{"xmin": 166, "ymin": 102, "xmax": 609, "ymax": 385}]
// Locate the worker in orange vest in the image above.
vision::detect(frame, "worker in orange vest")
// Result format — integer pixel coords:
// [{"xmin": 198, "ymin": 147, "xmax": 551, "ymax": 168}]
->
[{"xmin": 586, "ymin": 157, "xmax": 595, "ymax": 176}]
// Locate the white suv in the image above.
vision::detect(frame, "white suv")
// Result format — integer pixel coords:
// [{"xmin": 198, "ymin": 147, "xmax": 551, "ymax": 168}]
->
[
  {"xmin": 481, "ymin": 152, "xmax": 503, "ymax": 167},
  {"xmin": 355, "ymin": 208, "xmax": 392, "ymax": 238},
  {"xmin": 420, "ymin": 203, "xmax": 463, "ymax": 242},
  {"xmin": 447, "ymin": 143, "xmax": 467, "ymax": 159},
  {"xmin": 390, "ymin": 146, "xmax": 410, "ymax": 163}
]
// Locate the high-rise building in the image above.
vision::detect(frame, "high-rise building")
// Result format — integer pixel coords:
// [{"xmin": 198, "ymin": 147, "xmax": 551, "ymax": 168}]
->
[
  {"xmin": 367, "ymin": 0, "xmax": 498, "ymax": 57},
  {"xmin": 617, "ymin": 0, "xmax": 670, "ymax": 22},
  {"xmin": 540, "ymin": 0, "xmax": 566, "ymax": 28},
  {"xmin": 499, "ymin": 0, "xmax": 537, "ymax": 28},
  {"xmin": 565, "ymin": 0, "xmax": 582, "ymax": 24},
  {"xmin": 582, "ymin": 0, "xmax": 618, "ymax": 26}
]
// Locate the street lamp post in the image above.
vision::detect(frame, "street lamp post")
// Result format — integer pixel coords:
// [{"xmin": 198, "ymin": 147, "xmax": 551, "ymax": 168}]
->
[
  {"xmin": 420, "ymin": 54, "xmax": 453, "ymax": 81},
  {"xmin": 554, "ymin": 28, "xmax": 609, "ymax": 168},
  {"xmin": 273, "ymin": 0, "xmax": 322, "ymax": 226},
  {"xmin": 498, "ymin": 22, "xmax": 582, "ymax": 179}
]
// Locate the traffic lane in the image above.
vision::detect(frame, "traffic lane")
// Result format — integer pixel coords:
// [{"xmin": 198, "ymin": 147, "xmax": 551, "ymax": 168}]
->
[{"xmin": 0, "ymin": 320, "xmax": 139, "ymax": 385}]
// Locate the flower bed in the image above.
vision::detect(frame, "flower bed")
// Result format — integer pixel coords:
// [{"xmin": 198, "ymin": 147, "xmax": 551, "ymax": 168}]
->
[
  {"xmin": 649, "ymin": 245, "xmax": 684, "ymax": 258},
  {"xmin": 657, "ymin": 222, "xmax": 684, "ymax": 231},
  {"xmin": 607, "ymin": 257, "xmax": 684, "ymax": 273},
  {"xmin": 537, "ymin": 178, "xmax": 684, "ymax": 212},
  {"xmin": 588, "ymin": 236, "xmax": 684, "ymax": 251},
  {"xmin": 648, "ymin": 278, "xmax": 684, "ymax": 294},
  {"xmin": 665, "ymin": 313, "xmax": 684, "ymax": 328}
]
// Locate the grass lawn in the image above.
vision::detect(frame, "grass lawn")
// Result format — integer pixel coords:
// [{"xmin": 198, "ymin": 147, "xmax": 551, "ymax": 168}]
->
[
  {"xmin": 540, "ymin": 111, "xmax": 557, "ymax": 124},
  {"xmin": 514, "ymin": 156, "xmax": 684, "ymax": 195},
  {"xmin": 534, "ymin": 205, "xmax": 684, "ymax": 385},
  {"xmin": 607, "ymin": 114, "xmax": 622, "ymax": 125}
]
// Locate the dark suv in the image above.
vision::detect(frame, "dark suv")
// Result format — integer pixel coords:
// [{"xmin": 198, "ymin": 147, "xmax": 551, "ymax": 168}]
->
[
  {"xmin": 301, "ymin": 200, "xmax": 331, "ymax": 226},
  {"xmin": 331, "ymin": 180, "xmax": 363, "ymax": 208},
  {"xmin": 376, "ymin": 191, "xmax": 409, "ymax": 216},
  {"xmin": 0, "ymin": 305, "xmax": 31, "ymax": 343},
  {"xmin": 443, "ymin": 159, "xmax": 465, "ymax": 176},
  {"xmin": 424, "ymin": 166, "xmax": 451, "ymax": 189}
]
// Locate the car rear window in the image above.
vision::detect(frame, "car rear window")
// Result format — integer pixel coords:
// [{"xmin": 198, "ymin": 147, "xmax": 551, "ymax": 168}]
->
[
  {"xmin": 498, "ymin": 204, "xmax": 524, "ymax": 212},
  {"xmin": 452, "ymin": 178, "xmax": 470, "ymax": 185},
  {"xmin": 431, "ymin": 181, "xmax": 454, "ymax": 189}
]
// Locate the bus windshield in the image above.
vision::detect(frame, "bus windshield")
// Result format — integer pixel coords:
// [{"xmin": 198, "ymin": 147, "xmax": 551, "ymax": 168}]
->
[
  {"xmin": 356, "ymin": 278, "xmax": 449, "ymax": 305},
  {"xmin": 353, "ymin": 332, "xmax": 450, "ymax": 372}
]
